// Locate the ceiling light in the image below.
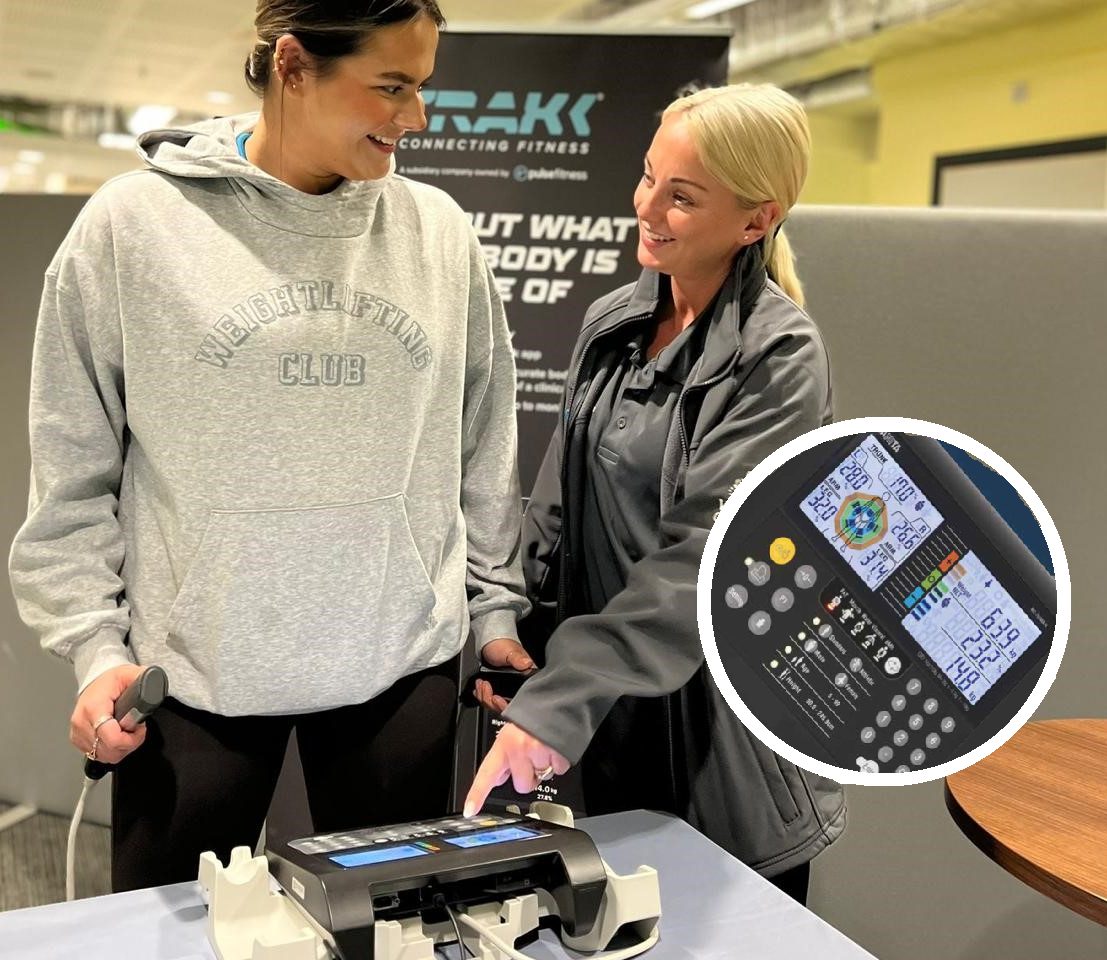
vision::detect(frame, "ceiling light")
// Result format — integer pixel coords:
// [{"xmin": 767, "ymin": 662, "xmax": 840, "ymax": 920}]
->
[
  {"xmin": 17, "ymin": 149, "xmax": 45, "ymax": 164},
  {"xmin": 205, "ymin": 91, "xmax": 234, "ymax": 105},
  {"xmin": 12, "ymin": 162, "xmax": 37, "ymax": 176},
  {"xmin": 126, "ymin": 105, "xmax": 177, "ymax": 136},
  {"xmin": 44, "ymin": 172, "xmax": 68, "ymax": 194},
  {"xmin": 685, "ymin": 0, "xmax": 757, "ymax": 18}
]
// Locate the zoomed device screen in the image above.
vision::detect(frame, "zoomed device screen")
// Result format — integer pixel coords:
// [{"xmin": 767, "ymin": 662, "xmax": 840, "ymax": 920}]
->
[
  {"xmin": 330, "ymin": 845, "xmax": 429, "ymax": 868},
  {"xmin": 444, "ymin": 826, "xmax": 542, "ymax": 849},
  {"xmin": 902, "ymin": 552, "xmax": 1043, "ymax": 705},
  {"xmin": 800, "ymin": 435, "xmax": 944, "ymax": 589}
]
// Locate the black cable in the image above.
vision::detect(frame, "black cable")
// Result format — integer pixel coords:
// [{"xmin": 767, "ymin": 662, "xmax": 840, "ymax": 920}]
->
[{"xmin": 444, "ymin": 902, "xmax": 472, "ymax": 960}]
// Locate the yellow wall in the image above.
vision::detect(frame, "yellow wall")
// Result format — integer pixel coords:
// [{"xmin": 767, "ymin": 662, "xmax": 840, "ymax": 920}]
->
[
  {"xmin": 801, "ymin": 112, "xmax": 877, "ymax": 205},
  {"xmin": 800, "ymin": 2, "xmax": 1107, "ymax": 206}
]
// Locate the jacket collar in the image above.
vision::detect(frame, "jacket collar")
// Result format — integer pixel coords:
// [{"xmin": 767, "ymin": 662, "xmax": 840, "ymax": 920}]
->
[{"xmin": 605, "ymin": 243, "xmax": 769, "ymax": 386}]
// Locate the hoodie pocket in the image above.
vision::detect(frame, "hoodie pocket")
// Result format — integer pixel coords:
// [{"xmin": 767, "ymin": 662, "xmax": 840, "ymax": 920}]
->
[{"xmin": 166, "ymin": 494, "xmax": 436, "ymax": 715}]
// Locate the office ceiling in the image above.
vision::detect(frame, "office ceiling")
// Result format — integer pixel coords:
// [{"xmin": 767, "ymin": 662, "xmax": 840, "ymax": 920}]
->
[{"xmin": 0, "ymin": 0, "xmax": 1097, "ymax": 192}]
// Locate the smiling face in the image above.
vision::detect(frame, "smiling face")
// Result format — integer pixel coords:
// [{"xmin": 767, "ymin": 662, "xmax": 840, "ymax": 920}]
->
[
  {"xmin": 279, "ymin": 14, "xmax": 438, "ymax": 189},
  {"xmin": 633, "ymin": 112, "xmax": 762, "ymax": 286}
]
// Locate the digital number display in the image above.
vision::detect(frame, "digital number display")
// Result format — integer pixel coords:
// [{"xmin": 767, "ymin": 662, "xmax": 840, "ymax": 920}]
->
[
  {"xmin": 902, "ymin": 552, "xmax": 1042, "ymax": 705},
  {"xmin": 329, "ymin": 845, "xmax": 429, "ymax": 868},
  {"xmin": 444, "ymin": 826, "xmax": 542, "ymax": 848},
  {"xmin": 800, "ymin": 435, "xmax": 944, "ymax": 589}
]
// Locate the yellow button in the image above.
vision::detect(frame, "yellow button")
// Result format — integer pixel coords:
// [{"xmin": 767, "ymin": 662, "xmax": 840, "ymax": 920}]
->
[{"xmin": 770, "ymin": 538, "xmax": 796, "ymax": 565}]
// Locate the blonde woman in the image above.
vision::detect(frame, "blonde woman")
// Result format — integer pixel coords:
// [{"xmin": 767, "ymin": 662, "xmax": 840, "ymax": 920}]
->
[{"xmin": 470, "ymin": 84, "xmax": 844, "ymax": 904}]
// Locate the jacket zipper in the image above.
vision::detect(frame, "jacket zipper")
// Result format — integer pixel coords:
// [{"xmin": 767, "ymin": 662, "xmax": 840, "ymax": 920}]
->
[
  {"xmin": 557, "ymin": 310, "xmax": 653, "ymax": 618},
  {"xmin": 674, "ymin": 363, "xmax": 739, "ymax": 471},
  {"xmin": 665, "ymin": 369, "xmax": 737, "ymax": 812}
]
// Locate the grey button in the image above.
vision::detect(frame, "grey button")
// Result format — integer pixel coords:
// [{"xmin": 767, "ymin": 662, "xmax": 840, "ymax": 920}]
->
[
  {"xmin": 818, "ymin": 624, "xmax": 833, "ymax": 638},
  {"xmin": 906, "ymin": 678, "xmax": 923, "ymax": 695},
  {"xmin": 923, "ymin": 698, "xmax": 939, "ymax": 714},
  {"xmin": 803, "ymin": 639, "xmax": 818, "ymax": 654},
  {"xmin": 878, "ymin": 746, "xmax": 894, "ymax": 763},
  {"xmin": 834, "ymin": 672, "xmax": 849, "ymax": 687},
  {"xmin": 941, "ymin": 717, "xmax": 957, "ymax": 734},
  {"xmin": 748, "ymin": 562, "xmax": 771, "ymax": 586},
  {"xmin": 908, "ymin": 714, "xmax": 924, "ymax": 731},
  {"xmin": 926, "ymin": 733, "xmax": 941, "ymax": 750},
  {"xmin": 892, "ymin": 695, "xmax": 907, "ymax": 711},
  {"xmin": 849, "ymin": 657, "xmax": 863, "ymax": 672},
  {"xmin": 771, "ymin": 588, "xmax": 795, "ymax": 612},
  {"xmin": 857, "ymin": 758, "xmax": 880, "ymax": 774},
  {"xmin": 893, "ymin": 730, "xmax": 909, "ymax": 747},
  {"xmin": 861, "ymin": 727, "xmax": 876, "ymax": 744},
  {"xmin": 875, "ymin": 711, "xmax": 892, "ymax": 728},
  {"xmin": 617, "ymin": 416, "xmax": 627, "ymax": 429},
  {"xmin": 910, "ymin": 749, "xmax": 926, "ymax": 766},
  {"xmin": 896, "ymin": 765, "xmax": 911, "ymax": 773},
  {"xmin": 795, "ymin": 565, "xmax": 818, "ymax": 589},
  {"xmin": 884, "ymin": 656, "xmax": 903, "ymax": 676},
  {"xmin": 748, "ymin": 611, "xmax": 772, "ymax": 635},
  {"xmin": 724, "ymin": 584, "xmax": 749, "ymax": 609}
]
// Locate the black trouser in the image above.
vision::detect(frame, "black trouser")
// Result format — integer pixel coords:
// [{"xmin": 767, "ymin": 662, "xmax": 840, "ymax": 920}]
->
[
  {"xmin": 582, "ymin": 696, "xmax": 812, "ymax": 907},
  {"xmin": 768, "ymin": 861, "xmax": 811, "ymax": 906},
  {"xmin": 111, "ymin": 657, "xmax": 458, "ymax": 892}
]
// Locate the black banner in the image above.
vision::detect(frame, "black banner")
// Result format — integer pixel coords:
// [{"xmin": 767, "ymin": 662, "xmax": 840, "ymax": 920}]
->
[
  {"xmin": 400, "ymin": 31, "xmax": 730, "ymax": 488},
  {"xmin": 419, "ymin": 32, "xmax": 730, "ymax": 816}
]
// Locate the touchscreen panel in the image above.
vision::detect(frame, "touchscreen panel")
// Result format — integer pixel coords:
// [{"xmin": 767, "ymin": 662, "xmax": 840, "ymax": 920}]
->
[{"xmin": 800, "ymin": 435, "xmax": 944, "ymax": 589}]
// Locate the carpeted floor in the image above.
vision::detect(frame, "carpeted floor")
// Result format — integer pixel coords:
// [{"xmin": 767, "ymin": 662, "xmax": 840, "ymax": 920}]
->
[{"xmin": 0, "ymin": 800, "xmax": 112, "ymax": 911}]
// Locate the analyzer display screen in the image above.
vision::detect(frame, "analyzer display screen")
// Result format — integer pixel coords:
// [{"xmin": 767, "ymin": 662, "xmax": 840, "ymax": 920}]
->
[
  {"xmin": 800, "ymin": 435, "xmax": 945, "ymax": 589},
  {"xmin": 902, "ymin": 552, "xmax": 1043, "ymax": 705},
  {"xmin": 329, "ymin": 845, "xmax": 429, "ymax": 868},
  {"xmin": 444, "ymin": 826, "xmax": 542, "ymax": 848}
]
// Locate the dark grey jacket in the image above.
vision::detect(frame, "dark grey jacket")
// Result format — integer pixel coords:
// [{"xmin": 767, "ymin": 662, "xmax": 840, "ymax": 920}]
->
[{"xmin": 503, "ymin": 247, "xmax": 846, "ymax": 876}]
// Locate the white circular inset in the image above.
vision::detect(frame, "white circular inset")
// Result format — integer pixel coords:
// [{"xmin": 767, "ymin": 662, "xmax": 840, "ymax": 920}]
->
[{"xmin": 699, "ymin": 418, "xmax": 1070, "ymax": 786}]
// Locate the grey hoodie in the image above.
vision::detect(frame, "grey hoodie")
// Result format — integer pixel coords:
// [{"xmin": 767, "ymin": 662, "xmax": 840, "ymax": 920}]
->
[{"xmin": 10, "ymin": 113, "xmax": 527, "ymax": 716}]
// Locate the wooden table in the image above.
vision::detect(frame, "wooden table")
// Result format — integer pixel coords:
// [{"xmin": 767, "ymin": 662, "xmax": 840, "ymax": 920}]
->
[{"xmin": 945, "ymin": 718, "xmax": 1107, "ymax": 925}]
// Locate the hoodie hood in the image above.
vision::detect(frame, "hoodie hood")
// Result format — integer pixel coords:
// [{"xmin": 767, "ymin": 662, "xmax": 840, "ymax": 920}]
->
[{"xmin": 136, "ymin": 112, "xmax": 395, "ymax": 238}]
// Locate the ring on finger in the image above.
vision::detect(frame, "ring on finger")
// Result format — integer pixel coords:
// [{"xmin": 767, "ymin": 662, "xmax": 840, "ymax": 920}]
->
[
  {"xmin": 535, "ymin": 764, "xmax": 555, "ymax": 782},
  {"xmin": 92, "ymin": 714, "xmax": 113, "ymax": 733}
]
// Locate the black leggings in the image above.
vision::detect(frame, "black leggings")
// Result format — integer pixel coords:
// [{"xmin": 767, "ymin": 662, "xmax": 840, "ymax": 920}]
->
[
  {"xmin": 768, "ymin": 861, "xmax": 811, "ymax": 906},
  {"xmin": 111, "ymin": 657, "xmax": 458, "ymax": 892}
]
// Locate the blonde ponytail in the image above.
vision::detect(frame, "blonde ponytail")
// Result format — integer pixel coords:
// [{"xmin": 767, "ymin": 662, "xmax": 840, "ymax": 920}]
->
[{"xmin": 765, "ymin": 228, "xmax": 804, "ymax": 307}]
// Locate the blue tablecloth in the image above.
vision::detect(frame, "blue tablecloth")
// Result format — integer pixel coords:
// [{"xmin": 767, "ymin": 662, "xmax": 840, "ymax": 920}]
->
[{"xmin": 0, "ymin": 810, "xmax": 876, "ymax": 959}]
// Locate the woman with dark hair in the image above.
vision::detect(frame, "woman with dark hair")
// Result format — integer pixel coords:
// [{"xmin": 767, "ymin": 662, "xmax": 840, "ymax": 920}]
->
[
  {"xmin": 467, "ymin": 84, "xmax": 845, "ymax": 906},
  {"xmin": 10, "ymin": 0, "xmax": 527, "ymax": 892}
]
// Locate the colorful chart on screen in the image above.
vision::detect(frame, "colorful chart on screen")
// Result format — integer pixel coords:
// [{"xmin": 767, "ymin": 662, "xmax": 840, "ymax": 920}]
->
[{"xmin": 800, "ymin": 435, "xmax": 945, "ymax": 589}]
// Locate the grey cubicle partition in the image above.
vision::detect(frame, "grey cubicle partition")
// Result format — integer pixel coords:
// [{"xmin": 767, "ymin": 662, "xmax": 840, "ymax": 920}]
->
[
  {"xmin": 785, "ymin": 205, "xmax": 1107, "ymax": 960},
  {"xmin": 2, "ymin": 197, "xmax": 1106, "ymax": 958},
  {"xmin": 0, "ymin": 195, "xmax": 103, "ymax": 823}
]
